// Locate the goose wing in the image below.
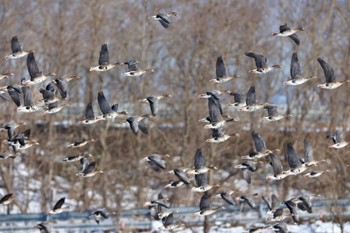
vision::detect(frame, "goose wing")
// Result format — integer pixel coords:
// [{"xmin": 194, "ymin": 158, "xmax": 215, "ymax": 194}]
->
[
  {"xmin": 245, "ymin": 52, "xmax": 267, "ymax": 69},
  {"xmin": 195, "ymin": 173, "xmax": 207, "ymax": 187},
  {"xmin": 303, "ymin": 138, "xmax": 313, "ymax": 162},
  {"xmin": 83, "ymin": 161, "xmax": 96, "ymax": 175},
  {"xmin": 264, "ymin": 105, "xmax": 278, "ymax": 117},
  {"xmin": 199, "ymin": 192, "xmax": 210, "ymax": 210},
  {"xmin": 138, "ymin": 119, "xmax": 148, "ymax": 134},
  {"xmin": 194, "ymin": 148, "xmax": 206, "ymax": 169},
  {"xmin": 317, "ymin": 58, "xmax": 335, "ymax": 83},
  {"xmin": 147, "ymin": 96, "xmax": 159, "ymax": 116},
  {"xmin": 85, "ymin": 103, "xmax": 95, "ymax": 120},
  {"xmin": 21, "ymin": 86, "xmax": 32, "ymax": 108},
  {"xmin": 97, "ymin": 91, "xmax": 112, "ymax": 114},
  {"xmin": 53, "ymin": 197, "xmax": 65, "ymax": 210},
  {"xmin": 251, "ymin": 131, "xmax": 267, "ymax": 153},
  {"xmin": 162, "ymin": 212, "xmax": 173, "ymax": 227},
  {"xmin": 290, "ymin": 52, "xmax": 302, "ymax": 80},
  {"xmin": 246, "ymin": 86, "xmax": 256, "ymax": 106},
  {"xmin": 7, "ymin": 86, "xmax": 21, "ymax": 107},
  {"xmin": 286, "ymin": 143, "xmax": 302, "ymax": 169},
  {"xmin": 279, "ymin": 24, "xmax": 291, "ymax": 33},
  {"xmin": 288, "ymin": 34, "xmax": 300, "ymax": 46},
  {"xmin": 268, "ymin": 153, "xmax": 283, "ymax": 176},
  {"xmin": 54, "ymin": 79, "xmax": 68, "ymax": 99},
  {"xmin": 216, "ymin": 56, "xmax": 226, "ymax": 78},
  {"xmin": 98, "ymin": 44, "xmax": 109, "ymax": 66},
  {"xmin": 11, "ymin": 36, "xmax": 22, "ymax": 53},
  {"xmin": 27, "ymin": 52, "xmax": 42, "ymax": 80}
]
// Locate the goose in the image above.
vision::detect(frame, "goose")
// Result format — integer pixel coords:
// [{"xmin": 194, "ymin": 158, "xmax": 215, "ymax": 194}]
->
[
  {"xmin": 0, "ymin": 153, "xmax": 16, "ymax": 160},
  {"xmin": 168, "ymin": 168, "xmax": 191, "ymax": 185},
  {"xmin": 17, "ymin": 82, "xmax": 42, "ymax": 113},
  {"xmin": 34, "ymin": 223, "xmax": 50, "ymax": 233},
  {"xmin": 121, "ymin": 60, "xmax": 154, "ymax": 77},
  {"xmin": 303, "ymin": 138, "xmax": 326, "ymax": 167},
  {"xmin": 209, "ymin": 56, "xmax": 239, "ymax": 83},
  {"xmin": 5, "ymin": 36, "xmax": 32, "ymax": 59},
  {"xmin": 163, "ymin": 180, "xmax": 184, "ymax": 189},
  {"xmin": 48, "ymin": 197, "xmax": 69, "ymax": 214},
  {"xmin": 241, "ymin": 131, "xmax": 271, "ymax": 160},
  {"xmin": 144, "ymin": 193, "xmax": 170, "ymax": 209},
  {"xmin": 206, "ymin": 128, "xmax": 239, "ymax": 143},
  {"xmin": 284, "ymin": 143, "xmax": 307, "ymax": 175},
  {"xmin": 284, "ymin": 52, "xmax": 317, "ymax": 86},
  {"xmin": 304, "ymin": 170, "xmax": 330, "ymax": 178},
  {"xmin": 81, "ymin": 103, "xmax": 104, "ymax": 124},
  {"xmin": 215, "ymin": 191, "xmax": 237, "ymax": 205},
  {"xmin": 97, "ymin": 91, "xmax": 128, "ymax": 120},
  {"xmin": 51, "ymin": 78, "xmax": 69, "ymax": 100},
  {"xmin": 266, "ymin": 153, "xmax": 290, "ymax": 181},
  {"xmin": 203, "ymin": 116, "xmax": 236, "ymax": 129},
  {"xmin": 227, "ymin": 91, "xmax": 246, "ymax": 108},
  {"xmin": 151, "ymin": 11, "xmax": 177, "ymax": 29},
  {"xmin": 272, "ymin": 23, "xmax": 305, "ymax": 45},
  {"xmin": 139, "ymin": 94, "xmax": 172, "ymax": 116},
  {"xmin": 89, "ymin": 44, "xmax": 121, "ymax": 72},
  {"xmin": 193, "ymin": 192, "xmax": 224, "ymax": 216},
  {"xmin": 245, "ymin": 52, "xmax": 282, "ymax": 74},
  {"xmin": 262, "ymin": 194, "xmax": 281, "ymax": 219},
  {"xmin": 63, "ymin": 153, "xmax": 91, "ymax": 163},
  {"xmin": 234, "ymin": 161, "xmax": 257, "ymax": 184},
  {"xmin": 235, "ymin": 193, "xmax": 258, "ymax": 211},
  {"xmin": 240, "ymin": 86, "xmax": 266, "ymax": 112},
  {"xmin": 39, "ymin": 83, "xmax": 58, "ymax": 104},
  {"xmin": 191, "ymin": 173, "xmax": 220, "ymax": 192},
  {"xmin": 0, "ymin": 193, "xmax": 15, "ymax": 205},
  {"xmin": 159, "ymin": 213, "xmax": 184, "ymax": 230},
  {"xmin": 22, "ymin": 52, "xmax": 56, "ymax": 86},
  {"xmin": 317, "ymin": 58, "xmax": 349, "ymax": 89},
  {"xmin": 1, "ymin": 85, "xmax": 22, "ymax": 108},
  {"xmin": 141, "ymin": 154, "xmax": 170, "ymax": 172},
  {"xmin": 186, "ymin": 148, "xmax": 217, "ymax": 175},
  {"xmin": 263, "ymin": 104, "xmax": 292, "ymax": 121},
  {"xmin": 42, "ymin": 101, "xmax": 69, "ymax": 115},
  {"xmin": 91, "ymin": 210, "xmax": 108, "ymax": 224},
  {"xmin": 126, "ymin": 115, "xmax": 149, "ymax": 135},
  {"xmin": 1, "ymin": 121, "xmax": 25, "ymax": 141},
  {"xmin": 67, "ymin": 138, "xmax": 95, "ymax": 149},
  {"xmin": 8, "ymin": 130, "xmax": 39, "ymax": 151},
  {"xmin": 76, "ymin": 160, "xmax": 103, "ymax": 177},
  {"xmin": 327, "ymin": 129, "xmax": 349, "ymax": 149},
  {"xmin": 0, "ymin": 73, "xmax": 14, "ymax": 81},
  {"xmin": 273, "ymin": 222, "xmax": 288, "ymax": 233}
]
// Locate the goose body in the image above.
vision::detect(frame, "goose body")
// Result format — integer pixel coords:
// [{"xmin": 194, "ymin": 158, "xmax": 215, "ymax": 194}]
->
[
  {"xmin": 245, "ymin": 52, "xmax": 282, "ymax": 74},
  {"xmin": 5, "ymin": 36, "xmax": 31, "ymax": 59},
  {"xmin": 317, "ymin": 58, "xmax": 349, "ymax": 89},
  {"xmin": 90, "ymin": 44, "xmax": 121, "ymax": 72}
]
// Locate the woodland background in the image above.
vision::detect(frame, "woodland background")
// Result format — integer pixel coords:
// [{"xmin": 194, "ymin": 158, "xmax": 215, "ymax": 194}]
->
[{"xmin": 0, "ymin": 0, "xmax": 349, "ymax": 232}]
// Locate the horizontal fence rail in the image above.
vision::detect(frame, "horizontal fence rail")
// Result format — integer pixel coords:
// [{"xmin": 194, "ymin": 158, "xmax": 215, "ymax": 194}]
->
[{"xmin": 0, "ymin": 199, "xmax": 349, "ymax": 232}]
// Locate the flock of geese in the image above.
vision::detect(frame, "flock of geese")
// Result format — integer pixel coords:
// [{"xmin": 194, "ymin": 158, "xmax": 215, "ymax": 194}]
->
[{"xmin": 0, "ymin": 10, "xmax": 347, "ymax": 233}]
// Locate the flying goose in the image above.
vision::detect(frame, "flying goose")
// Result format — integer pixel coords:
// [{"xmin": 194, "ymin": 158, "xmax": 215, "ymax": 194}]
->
[
  {"xmin": 0, "ymin": 193, "xmax": 15, "ymax": 205},
  {"xmin": 5, "ymin": 36, "xmax": 32, "ymax": 59},
  {"xmin": 304, "ymin": 170, "xmax": 330, "ymax": 178},
  {"xmin": 126, "ymin": 115, "xmax": 149, "ymax": 135},
  {"xmin": 163, "ymin": 180, "xmax": 184, "ymax": 189},
  {"xmin": 144, "ymin": 193, "xmax": 170, "ymax": 209},
  {"xmin": 76, "ymin": 160, "xmax": 103, "ymax": 177},
  {"xmin": 97, "ymin": 91, "xmax": 128, "ymax": 120},
  {"xmin": 0, "ymin": 73, "xmax": 14, "ymax": 81},
  {"xmin": 81, "ymin": 103, "xmax": 104, "ymax": 124},
  {"xmin": 17, "ymin": 82, "xmax": 42, "ymax": 113},
  {"xmin": 39, "ymin": 83, "xmax": 58, "ymax": 103},
  {"xmin": 266, "ymin": 153, "xmax": 290, "ymax": 181},
  {"xmin": 90, "ymin": 44, "xmax": 121, "ymax": 72},
  {"xmin": 63, "ymin": 153, "xmax": 91, "ymax": 163},
  {"xmin": 215, "ymin": 191, "xmax": 237, "ymax": 205},
  {"xmin": 186, "ymin": 148, "xmax": 217, "ymax": 175},
  {"xmin": 34, "ymin": 223, "xmax": 50, "ymax": 233},
  {"xmin": 284, "ymin": 143, "xmax": 307, "ymax": 175},
  {"xmin": 48, "ymin": 197, "xmax": 69, "ymax": 214},
  {"xmin": 317, "ymin": 58, "xmax": 349, "ymax": 89},
  {"xmin": 227, "ymin": 91, "xmax": 246, "ymax": 108},
  {"xmin": 141, "ymin": 154, "xmax": 170, "ymax": 172},
  {"xmin": 51, "ymin": 79, "xmax": 69, "ymax": 99},
  {"xmin": 240, "ymin": 86, "xmax": 266, "ymax": 112},
  {"xmin": 262, "ymin": 194, "xmax": 281, "ymax": 220},
  {"xmin": 151, "ymin": 11, "xmax": 177, "ymax": 29},
  {"xmin": 159, "ymin": 213, "xmax": 184, "ymax": 230},
  {"xmin": 7, "ymin": 129, "xmax": 39, "ymax": 151},
  {"xmin": 121, "ymin": 60, "xmax": 154, "ymax": 77},
  {"xmin": 234, "ymin": 161, "xmax": 257, "ymax": 184},
  {"xmin": 284, "ymin": 52, "xmax": 317, "ymax": 86},
  {"xmin": 327, "ymin": 129, "xmax": 349, "ymax": 149},
  {"xmin": 263, "ymin": 104, "xmax": 292, "ymax": 121},
  {"xmin": 241, "ymin": 131, "xmax": 271, "ymax": 160},
  {"xmin": 272, "ymin": 23, "xmax": 305, "ymax": 45},
  {"xmin": 1, "ymin": 121, "xmax": 25, "ymax": 141},
  {"xmin": 209, "ymin": 56, "xmax": 238, "ymax": 83},
  {"xmin": 67, "ymin": 138, "xmax": 95, "ymax": 149},
  {"xmin": 303, "ymin": 138, "xmax": 326, "ymax": 167},
  {"xmin": 91, "ymin": 210, "xmax": 108, "ymax": 224},
  {"xmin": 168, "ymin": 168, "xmax": 191, "ymax": 185},
  {"xmin": 245, "ymin": 52, "xmax": 282, "ymax": 74},
  {"xmin": 191, "ymin": 172, "xmax": 220, "ymax": 192},
  {"xmin": 206, "ymin": 128, "xmax": 239, "ymax": 143},
  {"xmin": 0, "ymin": 153, "xmax": 16, "ymax": 160},
  {"xmin": 193, "ymin": 192, "xmax": 224, "ymax": 216},
  {"xmin": 22, "ymin": 52, "xmax": 56, "ymax": 86},
  {"xmin": 139, "ymin": 94, "xmax": 172, "ymax": 116},
  {"xmin": 235, "ymin": 193, "xmax": 258, "ymax": 211},
  {"xmin": 0, "ymin": 85, "xmax": 22, "ymax": 108},
  {"xmin": 42, "ymin": 101, "xmax": 69, "ymax": 115}
]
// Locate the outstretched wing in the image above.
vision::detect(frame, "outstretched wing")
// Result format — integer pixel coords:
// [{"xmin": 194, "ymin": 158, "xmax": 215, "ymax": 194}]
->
[
  {"xmin": 290, "ymin": 52, "xmax": 302, "ymax": 80},
  {"xmin": 194, "ymin": 148, "xmax": 206, "ymax": 169},
  {"xmin": 27, "ymin": 52, "xmax": 41, "ymax": 79},
  {"xmin": 317, "ymin": 58, "xmax": 335, "ymax": 83},
  {"xmin": 53, "ymin": 197, "xmax": 65, "ymax": 210},
  {"xmin": 216, "ymin": 56, "xmax": 226, "ymax": 78},
  {"xmin": 11, "ymin": 36, "xmax": 22, "ymax": 53},
  {"xmin": 97, "ymin": 91, "xmax": 112, "ymax": 114},
  {"xmin": 85, "ymin": 103, "xmax": 95, "ymax": 120},
  {"xmin": 288, "ymin": 34, "xmax": 300, "ymax": 46},
  {"xmin": 246, "ymin": 86, "xmax": 256, "ymax": 106},
  {"xmin": 98, "ymin": 44, "xmax": 109, "ymax": 66},
  {"xmin": 245, "ymin": 52, "xmax": 267, "ymax": 69}
]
